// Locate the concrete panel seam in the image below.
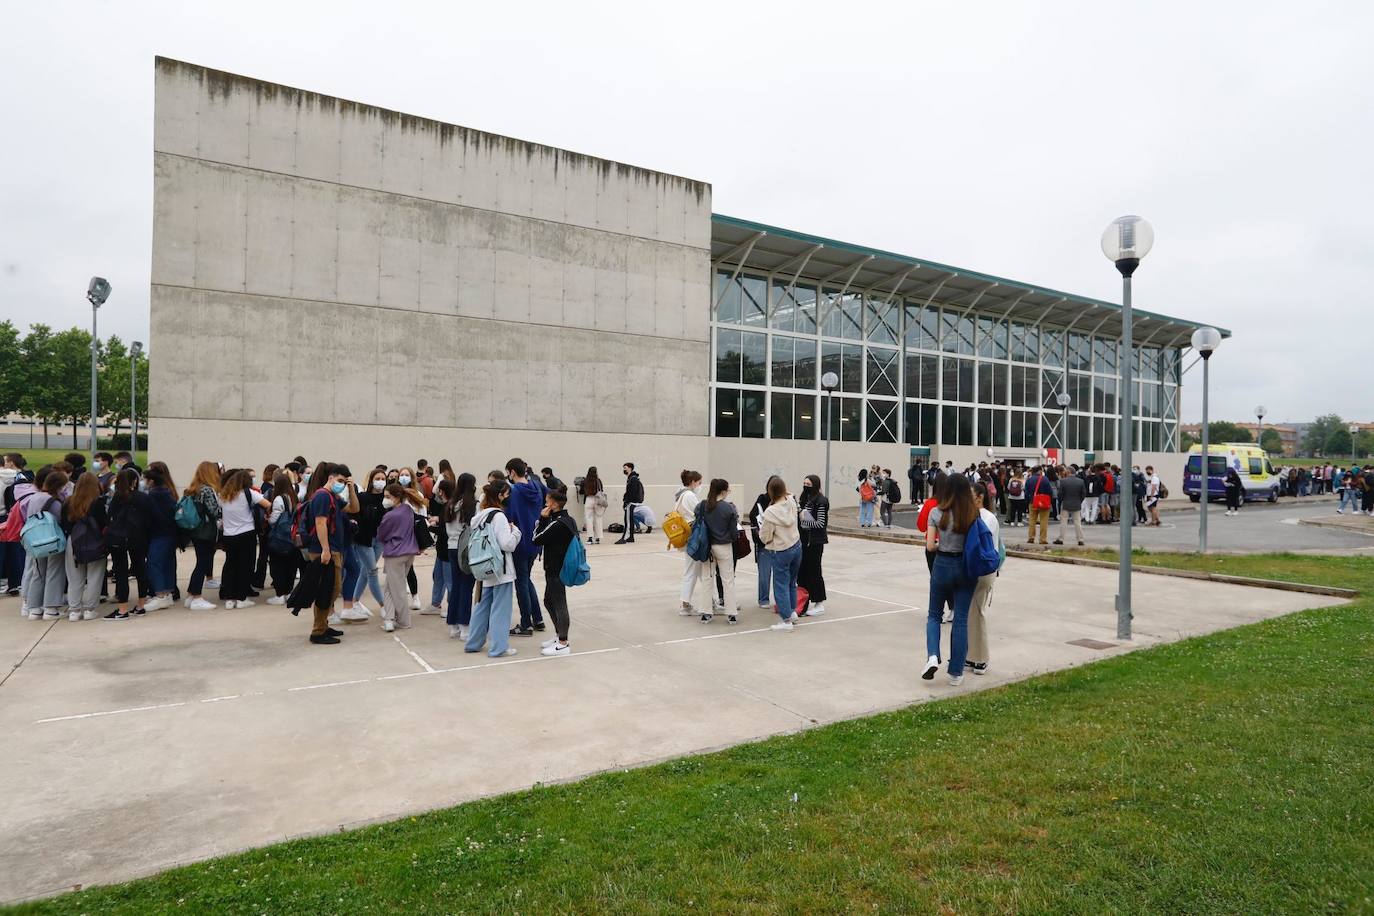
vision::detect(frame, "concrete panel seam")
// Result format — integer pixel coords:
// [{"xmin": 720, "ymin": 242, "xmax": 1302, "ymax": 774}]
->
[{"xmin": 143, "ymin": 413, "xmax": 712, "ymax": 439}]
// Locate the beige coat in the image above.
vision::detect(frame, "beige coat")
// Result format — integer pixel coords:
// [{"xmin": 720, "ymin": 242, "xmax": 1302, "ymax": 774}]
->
[{"xmin": 759, "ymin": 497, "xmax": 800, "ymax": 551}]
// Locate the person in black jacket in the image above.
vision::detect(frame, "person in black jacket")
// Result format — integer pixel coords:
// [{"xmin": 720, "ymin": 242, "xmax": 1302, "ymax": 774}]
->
[
  {"xmin": 748, "ymin": 476, "xmax": 780, "ymax": 609},
  {"xmin": 909, "ymin": 460, "xmax": 926, "ymax": 504},
  {"xmin": 797, "ymin": 474, "xmax": 829, "ymax": 617},
  {"xmin": 615, "ymin": 462, "xmax": 644, "ymax": 544},
  {"xmin": 105, "ymin": 467, "xmax": 152, "ymax": 619},
  {"xmin": 533, "ymin": 490, "xmax": 578, "ymax": 655},
  {"xmin": 141, "ymin": 467, "xmax": 180, "ymax": 610},
  {"xmin": 348, "ymin": 468, "xmax": 388, "ymax": 610}
]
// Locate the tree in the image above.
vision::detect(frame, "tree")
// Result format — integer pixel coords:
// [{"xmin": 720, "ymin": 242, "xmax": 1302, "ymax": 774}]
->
[
  {"xmin": 1303, "ymin": 414, "xmax": 1346, "ymax": 456},
  {"xmin": 1180, "ymin": 429, "xmax": 1197, "ymax": 452},
  {"xmin": 0, "ymin": 321, "xmax": 21, "ymax": 419},
  {"xmin": 1259, "ymin": 428, "xmax": 1284, "ymax": 455},
  {"xmin": 1356, "ymin": 430, "xmax": 1374, "ymax": 460},
  {"xmin": 1206, "ymin": 421, "xmax": 1252, "ymax": 444},
  {"xmin": 16, "ymin": 325, "xmax": 61, "ymax": 447},
  {"xmin": 97, "ymin": 336, "xmax": 150, "ymax": 443},
  {"xmin": 49, "ymin": 327, "xmax": 97, "ymax": 449},
  {"xmin": 1326, "ymin": 427, "xmax": 1354, "ymax": 459}
]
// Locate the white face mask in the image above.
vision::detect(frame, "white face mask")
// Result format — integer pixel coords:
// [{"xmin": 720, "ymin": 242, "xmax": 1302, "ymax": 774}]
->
[
  {"xmin": 382, "ymin": 497, "xmax": 396, "ymax": 509},
  {"xmin": 399, "ymin": 475, "xmax": 412, "ymax": 486},
  {"xmin": 372, "ymin": 479, "xmax": 385, "ymax": 491}
]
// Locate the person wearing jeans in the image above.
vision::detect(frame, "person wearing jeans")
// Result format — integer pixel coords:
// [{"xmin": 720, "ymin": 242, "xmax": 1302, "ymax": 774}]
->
[
  {"xmin": 922, "ymin": 475, "xmax": 979, "ymax": 686},
  {"xmin": 696, "ymin": 479, "xmax": 740, "ymax": 625},
  {"xmin": 759, "ymin": 479, "xmax": 802, "ymax": 631},
  {"xmin": 504, "ymin": 459, "xmax": 548, "ymax": 634},
  {"xmin": 749, "ymin": 478, "xmax": 778, "ymax": 607},
  {"xmin": 464, "ymin": 480, "xmax": 522, "ymax": 658}
]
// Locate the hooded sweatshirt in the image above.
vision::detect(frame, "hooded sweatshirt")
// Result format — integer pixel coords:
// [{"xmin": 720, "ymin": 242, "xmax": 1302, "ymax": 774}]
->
[
  {"xmin": 508, "ymin": 476, "xmax": 549, "ymax": 558},
  {"xmin": 377, "ymin": 503, "xmax": 420, "ymax": 558},
  {"xmin": 759, "ymin": 497, "xmax": 800, "ymax": 552}
]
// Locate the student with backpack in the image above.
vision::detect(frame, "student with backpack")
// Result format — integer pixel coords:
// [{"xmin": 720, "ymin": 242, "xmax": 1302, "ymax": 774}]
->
[
  {"xmin": 218, "ymin": 469, "xmax": 270, "ymax": 609},
  {"xmin": 504, "ymin": 458, "xmax": 548, "ymax": 635},
  {"xmin": 140, "ymin": 467, "xmax": 179, "ymax": 611},
  {"xmin": 423, "ymin": 478, "xmax": 455, "ymax": 617},
  {"xmin": 327, "ymin": 466, "xmax": 370, "ymax": 625},
  {"xmin": 533, "ymin": 489, "xmax": 579, "ymax": 655},
  {"xmin": 464, "ymin": 479, "xmax": 523, "ymax": 658},
  {"xmin": 748, "ymin": 476, "xmax": 780, "ymax": 609},
  {"xmin": 966, "ymin": 481, "xmax": 1005, "ymax": 676},
  {"xmin": 671, "ymin": 470, "xmax": 707, "ymax": 617},
  {"xmin": 856, "ymin": 469, "xmax": 877, "ymax": 528},
  {"xmin": 797, "ymin": 474, "xmax": 829, "ymax": 618},
  {"xmin": 105, "ymin": 467, "xmax": 152, "ymax": 620},
  {"xmin": 445, "ymin": 472, "xmax": 479, "ymax": 641},
  {"xmin": 880, "ymin": 470, "xmax": 899, "ymax": 528},
  {"xmin": 1005, "ymin": 470, "xmax": 1026, "ymax": 527},
  {"xmin": 180, "ymin": 462, "xmax": 223, "ymax": 611},
  {"xmin": 265, "ymin": 470, "xmax": 300, "ymax": 605},
  {"xmin": 922, "ymin": 474, "xmax": 980, "ymax": 686},
  {"xmin": 2, "ymin": 457, "xmax": 33, "ymax": 598},
  {"xmin": 22, "ymin": 469, "xmax": 70, "ymax": 620},
  {"xmin": 297, "ymin": 463, "xmax": 350, "ymax": 644},
  {"xmin": 62, "ymin": 471, "xmax": 107, "ymax": 622},
  {"xmin": 759, "ymin": 478, "xmax": 802, "ymax": 632},
  {"xmin": 376, "ymin": 482, "xmax": 421, "ymax": 634},
  {"xmin": 696, "ymin": 478, "xmax": 740, "ymax": 625}
]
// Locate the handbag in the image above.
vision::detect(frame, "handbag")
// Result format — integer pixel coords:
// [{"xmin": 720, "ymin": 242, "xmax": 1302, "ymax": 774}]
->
[
  {"xmin": 732, "ymin": 527, "xmax": 751, "ymax": 561},
  {"xmin": 413, "ymin": 511, "xmax": 435, "ymax": 551}
]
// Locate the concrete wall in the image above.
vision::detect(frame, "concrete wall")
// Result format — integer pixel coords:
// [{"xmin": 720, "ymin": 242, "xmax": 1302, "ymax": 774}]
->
[{"xmin": 150, "ymin": 58, "xmax": 712, "ymax": 482}]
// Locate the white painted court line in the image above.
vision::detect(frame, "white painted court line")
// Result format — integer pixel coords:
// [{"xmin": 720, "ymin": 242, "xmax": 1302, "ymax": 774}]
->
[
  {"xmin": 823, "ymin": 587, "xmax": 913, "ymax": 608},
  {"xmin": 288, "ymin": 678, "xmax": 373, "ymax": 692},
  {"xmin": 393, "ymin": 635, "xmax": 435, "ymax": 673},
  {"xmin": 34, "ymin": 701, "xmax": 188, "ymax": 724}
]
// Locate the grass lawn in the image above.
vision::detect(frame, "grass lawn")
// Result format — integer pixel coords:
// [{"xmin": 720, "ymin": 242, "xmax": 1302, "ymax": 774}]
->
[
  {"xmin": 2, "ymin": 448, "xmax": 152, "ymax": 471},
  {"xmin": 11, "ymin": 555, "xmax": 1374, "ymax": 914}
]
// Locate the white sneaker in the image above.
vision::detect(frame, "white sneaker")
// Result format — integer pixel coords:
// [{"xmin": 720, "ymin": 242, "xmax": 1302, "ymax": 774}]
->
[
  {"xmin": 183, "ymin": 596, "xmax": 193, "ymax": 608},
  {"xmin": 19, "ymin": 606, "xmax": 30, "ymax": 618},
  {"xmin": 206, "ymin": 578, "xmax": 221, "ymax": 589},
  {"xmin": 949, "ymin": 673, "xmax": 965, "ymax": 686},
  {"xmin": 69, "ymin": 610, "xmax": 81, "ymax": 622},
  {"xmin": 807, "ymin": 602, "xmax": 826, "ymax": 616},
  {"xmin": 678, "ymin": 604, "xmax": 693, "ymax": 617},
  {"xmin": 921, "ymin": 655, "xmax": 940, "ymax": 680},
  {"xmin": 188, "ymin": 598, "xmax": 216, "ymax": 611},
  {"xmin": 339, "ymin": 605, "xmax": 369, "ymax": 621},
  {"xmin": 770, "ymin": 620, "xmax": 794, "ymax": 631},
  {"xmin": 541, "ymin": 643, "xmax": 571, "ymax": 657},
  {"xmin": 449, "ymin": 625, "xmax": 463, "ymax": 639},
  {"xmin": 43, "ymin": 609, "xmax": 60, "ymax": 619},
  {"xmin": 942, "ymin": 610, "xmax": 954, "ymax": 624},
  {"xmin": 420, "ymin": 604, "xmax": 442, "ymax": 616},
  {"xmin": 382, "ymin": 620, "xmax": 395, "ymax": 632},
  {"xmin": 758, "ymin": 601, "xmax": 771, "ymax": 609},
  {"xmin": 495, "ymin": 648, "xmax": 517, "ymax": 658},
  {"xmin": 82, "ymin": 609, "xmax": 97, "ymax": 621},
  {"xmin": 236, "ymin": 599, "xmax": 256, "ymax": 609},
  {"xmin": 541, "ymin": 636, "xmax": 560, "ymax": 648},
  {"xmin": 266, "ymin": 595, "xmax": 286, "ymax": 606},
  {"xmin": 458, "ymin": 625, "xmax": 469, "ymax": 641},
  {"xmin": 328, "ymin": 613, "xmax": 343, "ymax": 626},
  {"xmin": 408, "ymin": 596, "xmax": 420, "ymax": 610},
  {"xmin": 144, "ymin": 596, "xmax": 174, "ymax": 611},
  {"xmin": 224, "ymin": 600, "xmax": 238, "ymax": 610}
]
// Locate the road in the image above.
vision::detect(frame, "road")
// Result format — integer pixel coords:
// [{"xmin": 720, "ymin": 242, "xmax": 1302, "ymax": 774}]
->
[{"xmin": 890, "ymin": 501, "xmax": 1374, "ymax": 553}]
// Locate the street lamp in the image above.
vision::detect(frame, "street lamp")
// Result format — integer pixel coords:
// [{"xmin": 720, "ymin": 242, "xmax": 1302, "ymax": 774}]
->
[
  {"xmin": 1350, "ymin": 424, "xmax": 1360, "ymax": 464},
  {"xmin": 130, "ymin": 341, "xmax": 143, "ymax": 465},
  {"xmin": 1192, "ymin": 327, "xmax": 1223, "ymax": 553},
  {"xmin": 1102, "ymin": 215, "xmax": 1154, "ymax": 640},
  {"xmin": 1255, "ymin": 404, "xmax": 1266, "ymax": 447},
  {"xmin": 1056, "ymin": 392, "xmax": 1071, "ymax": 465},
  {"xmin": 86, "ymin": 277, "xmax": 111, "ymax": 458},
  {"xmin": 821, "ymin": 371, "xmax": 839, "ymax": 492}
]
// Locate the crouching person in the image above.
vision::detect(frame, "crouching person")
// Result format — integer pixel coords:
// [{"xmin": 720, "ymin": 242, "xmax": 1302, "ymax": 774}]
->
[{"xmin": 533, "ymin": 490, "xmax": 579, "ymax": 656}]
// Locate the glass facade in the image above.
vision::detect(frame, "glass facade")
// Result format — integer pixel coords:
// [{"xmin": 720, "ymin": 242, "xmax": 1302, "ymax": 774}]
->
[{"xmin": 711, "ymin": 269, "xmax": 1183, "ymax": 450}]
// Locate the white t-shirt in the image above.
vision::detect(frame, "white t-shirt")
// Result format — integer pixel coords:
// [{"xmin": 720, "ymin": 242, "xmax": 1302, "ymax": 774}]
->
[
  {"xmin": 270, "ymin": 494, "xmax": 292, "ymax": 525},
  {"xmin": 222, "ymin": 488, "xmax": 266, "ymax": 536},
  {"xmin": 979, "ymin": 507, "xmax": 1002, "ymax": 553},
  {"xmin": 1147, "ymin": 475, "xmax": 1162, "ymax": 499}
]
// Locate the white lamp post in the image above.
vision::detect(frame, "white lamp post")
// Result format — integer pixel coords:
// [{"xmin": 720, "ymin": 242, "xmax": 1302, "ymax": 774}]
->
[
  {"xmin": 86, "ymin": 277, "xmax": 111, "ymax": 456},
  {"xmin": 1351, "ymin": 424, "xmax": 1360, "ymax": 464},
  {"xmin": 821, "ymin": 371, "xmax": 839, "ymax": 491},
  {"xmin": 1057, "ymin": 392, "xmax": 1072, "ymax": 465},
  {"xmin": 1102, "ymin": 215, "xmax": 1154, "ymax": 640},
  {"xmin": 130, "ymin": 341, "xmax": 143, "ymax": 465},
  {"xmin": 1255, "ymin": 404, "xmax": 1266, "ymax": 447},
  {"xmin": 1191, "ymin": 327, "xmax": 1222, "ymax": 553}
]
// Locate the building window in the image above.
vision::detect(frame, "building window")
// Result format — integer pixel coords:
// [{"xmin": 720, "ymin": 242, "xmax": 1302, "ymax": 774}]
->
[
  {"xmin": 770, "ymin": 280, "xmax": 817, "ymax": 334},
  {"xmin": 943, "ymin": 357, "xmax": 976, "ymax": 404},
  {"xmin": 1041, "ymin": 414, "xmax": 1061, "ymax": 450},
  {"xmin": 904, "ymin": 352, "xmax": 938, "ymax": 400},
  {"xmin": 771, "ymin": 336, "xmax": 817, "ymax": 390},
  {"xmin": 742, "ymin": 331, "xmax": 766, "ymax": 385},
  {"xmin": 1011, "ymin": 410, "xmax": 1037, "ymax": 448},
  {"xmin": 977, "ymin": 317, "xmax": 1008, "ymax": 359},
  {"xmin": 821, "ymin": 288, "xmax": 862, "ymax": 340},
  {"xmin": 977, "ymin": 362, "xmax": 1008, "ymax": 406},
  {"xmin": 1069, "ymin": 372, "xmax": 1092, "ymax": 412},
  {"xmin": 1093, "ymin": 376, "xmax": 1118, "ymax": 414},
  {"xmin": 714, "ymin": 388, "xmax": 764, "ymax": 438},
  {"xmin": 715, "ymin": 388, "xmax": 739, "ymax": 437},
  {"xmin": 1093, "ymin": 336, "xmax": 1118, "ymax": 375},
  {"xmin": 1011, "ymin": 365, "xmax": 1040, "ymax": 408},
  {"xmin": 1068, "ymin": 333, "xmax": 1092, "ymax": 371},
  {"xmin": 824, "ymin": 395, "xmax": 862, "ymax": 442},
  {"xmin": 941, "ymin": 405, "xmax": 974, "ymax": 446},
  {"xmin": 905, "ymin": 402, "xmax": 938, "ymax": 445},
  {"xmin": 1094, "ymin": 416, "xmax": 1117, "ymax": 451},
  {"xmin": 978, "ymin": 408, "xmax": 1009, "ymax": 447},
  {"xmin": 715, "ymin": 328, "xmax": 742, "ymax": 383},
  {"xmin": 904, "ymin": 304, "xmax": 939, "ymax": 351},
  {"xmin": 1041, "ymin": 368, "xmax": 1064, "ymax": 409},
  {"xmin": 866, "ymin": 347, "xmax": 899, "ymax": 397},
  {"xmin": 1042, "ymin": 329, "xmax": 1064, "ymax": 368},
  {"xmin": 867, "ymin": 400, "xmax": 898, "ymax": 443},
  {"xmin": 713, "ymin": 271, "xmax": 766, "ymax": 326},
  {"xmin": 1010, "ymin": 321, "xmax": 1038, "ymax": 363},
  {"xmin": 941, "ymin": 311, "xmax": 975, "ymax": 355},
  {"xmin": 821, "ymin": 341, "xmax": 863, "ymax": 394},
  {"xmin": 865, "ymin": 296, "xmax": 899, "ymax": 345},
  {"xmin": 770, "ymin": 392, "xmax": 817, "ymax": 440}
]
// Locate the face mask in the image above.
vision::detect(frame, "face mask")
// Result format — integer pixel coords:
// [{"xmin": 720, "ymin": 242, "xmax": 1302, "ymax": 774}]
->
[
  {"xmin": 330, "ymin": 481, "xmax": 346, "ymax": 495},
  {"xmin": 138, "ymin": 479, "xmax": 149, "ymax": 492},
  {"xmin": 381, "ymin": 497, "xmax": 396, "ymax": 509},
  {"xmin": 624, "ymin": 469, "xmax": 630, "ymax": 476},
  {"xmin": 93, "ymin": 461, "xmax": 104, "ymax": 472},
  {"xmin": 372, "ymin": 479, "xmax": 385, "ymax": 491},
  {"xmin": 399, "ymin": 475, "xmax": 412, "ymax": 486},
  {"xmin": 303, "ymin": 468, "xmax": 312, "ymax": 480},
  {"xmin": 249, "ymin": 478, "xmax": 256, "ymax": 490}
]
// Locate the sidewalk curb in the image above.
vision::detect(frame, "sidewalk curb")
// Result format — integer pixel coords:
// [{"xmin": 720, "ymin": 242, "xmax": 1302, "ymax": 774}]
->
[{"xmin": 1003, "ymin": 549, "xmax": 1359, "ymax": 599}]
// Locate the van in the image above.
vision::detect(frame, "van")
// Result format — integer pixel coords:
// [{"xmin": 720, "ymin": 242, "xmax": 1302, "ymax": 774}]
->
[{"xmin": 1182, "ymin": 443, "xmax": 1279, "ymax": 504}]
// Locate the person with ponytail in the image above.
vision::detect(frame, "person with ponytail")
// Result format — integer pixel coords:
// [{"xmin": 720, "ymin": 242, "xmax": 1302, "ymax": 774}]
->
[
  {"xmin": 797, "ymin": 473, "xmax": 829, "ymax": 617},
  {"xmin": 698, "ymin": 478, "xmax": 739, "ymax": 625},
  {"xmin": 922, "ymin": 473, "xmax": 979, "ymax": 686},
  {"xmin": 445, "ymin": 472, "xmax": 479, "ymax": 640},
  {"xmin": 464, "ymin": 479, "xmax": 522, "ymax": 659}
]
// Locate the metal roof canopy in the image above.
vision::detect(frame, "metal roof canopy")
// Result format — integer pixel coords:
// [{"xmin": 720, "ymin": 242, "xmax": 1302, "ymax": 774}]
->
[{"xmin": 711, "ymin": 214, "xmax": 1230, "ymax": 349}]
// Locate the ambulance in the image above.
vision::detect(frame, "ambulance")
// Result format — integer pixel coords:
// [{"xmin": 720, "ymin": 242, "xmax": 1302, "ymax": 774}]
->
[{"xmin": 1182, "ymin": 443, "xmax": 1280, "ymax": 503}]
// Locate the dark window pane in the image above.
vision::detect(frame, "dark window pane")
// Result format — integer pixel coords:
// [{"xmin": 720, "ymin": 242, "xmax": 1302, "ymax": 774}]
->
[
  {"xmin": 715, "ymin": 388, "xmax": 740, "ymax": 437},
  {"xmin": 841, "ymin": 344, "xmax": 863, "ymax": 393},
  {"xmin": 959, "ymin": 359, "xmax": 975, "ymax": 403},
  {"xmin": 905, "ymin": 304, "xmax": 938, "ymax": 350},
  {"xmin": 771, "ymin": 336, "xmax": 794, "ymax": 389},
  {"xmin": 867, "ymin": 347, "xmax": 898, "ymax": 397},
  {"xmin": 941, "ymin": 406, "xmax": 959, "ymax": 445},
  {"xmin": 977, "ymin": 317, "xmax": 1008, "ymax": 359},
  {"xmin": 1042, "ymin": 369, "xmax": 1063, "ymax": 409},
  {"xmin": 866, "ymin": 400, "xmax": 898, "ymax": 443},
  {"xmin": 770, "ymin": 391, "xmax": 793, "ymax": 440},
  {"xmin": 840, "ymin": 396, "xmax": 862, "ymax": 442},
  {"xmin": 741, "ymin": 391, "xmax": 765, "ymax": 438},
  {"xmin": 770, "ymin": 280, "xmax": 817, "ymax": 334},
  {"xmin": 741, "ymin": 331, "xmax": 766, "ymax": 385},
  {"xmin": 821, "ymin": 342, "xmax": 841, "ymax": 393},
  {"xmin": 715, "ymin": 328, "xmax": 742, "ymax": 383},
  {"xmin": 794, "ymin": 395, "xmax": 816, "ymax": 440},
  {"xmin": 715, "ymin": 271, "xmax": 741, "ymax": 324},
  {"xmin": 794, "ymin": 339, "xmax": 817, "ymax": 390}
]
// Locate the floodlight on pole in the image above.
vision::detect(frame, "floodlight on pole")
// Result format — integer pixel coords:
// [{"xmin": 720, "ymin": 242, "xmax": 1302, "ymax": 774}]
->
[
  {"xmin": 86, "ymin": 277, "xmax": 111, "ymax": 458},
  {"xmin": 1056, "ymin": 392, "xmax": 1071, "ymax": 464},
  {"xmin": 130, "ymin": 340, "xmax": 143, "ymax": 465},
  {"xmin": 821, "ymin": 371, "xmax": 839, "ymax": 493},
  {"xmin": 1102, "ymin": 216, "xmax": 1154, "ymax": 640},
  {"xmin": 1191, "ymin": 326, "xmax": 1222, "ymax": 553}
]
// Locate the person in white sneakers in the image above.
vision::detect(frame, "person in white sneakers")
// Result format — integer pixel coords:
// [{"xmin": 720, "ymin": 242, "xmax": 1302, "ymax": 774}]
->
[
  {"xmin": 533, "ymin": 489, "xmax": 579, "ymax": 655},
  {"xmin": 61, "ymin": 472, "xmax": 107, "ymax": 621},
  {"xmin": 797, "ymin": 474, "xmax": 829, "ymax": 618},
  {"xmin": 922, "ymin": 474, "xmax": 979, "ymax": 686},
  {"xmin": 965, "ymin": 482, "xmax": 1004, "ymax": 676},
  {"xmin": 672, "ymin": 470, "xmax": 707, "ymax": 617},
  {"xmin": 376, "ymin": 482, "xmax": 420, "ymax": 633},
  {"xmin": 217, "ymin": 469, "xmax": 270, "ymax": 610},
  {"xmin": 265, "ymin": 470, "xmax": 299, "ymax": 606},
  {"xmin": 464, "ymin": 480, "xmax": 522, "ymax": 659},
  {"xmin": 182, "ymin": 462, "xmax": 223, "ymax": 611},
  {"xmin": 444, "ymin": 473, "xmax": 479, "ymax": 641},
  {"xmin": 759, "ymin": 478, "xmax": 802, "ymax": 632}
]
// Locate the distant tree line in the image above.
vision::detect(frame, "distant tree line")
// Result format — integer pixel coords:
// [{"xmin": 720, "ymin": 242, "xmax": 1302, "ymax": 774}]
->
[{"xmin": 0, "ymin": 320, "xmax": 149, "ymax": 448}]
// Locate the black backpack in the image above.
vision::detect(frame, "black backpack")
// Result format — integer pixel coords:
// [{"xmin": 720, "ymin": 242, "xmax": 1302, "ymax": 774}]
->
[
  {"xmin": 70, "ymin": 513, "xmax": 107, "ymax": 563},
  {"xmin": 886, "ymin": 479, "xmax": 901, "ymax": 502}
]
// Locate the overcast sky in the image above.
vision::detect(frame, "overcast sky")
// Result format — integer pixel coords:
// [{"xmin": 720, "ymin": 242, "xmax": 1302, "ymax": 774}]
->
[{"xmin": 3, "ymin": 1, "xmax": 1369, "ymax": 423}]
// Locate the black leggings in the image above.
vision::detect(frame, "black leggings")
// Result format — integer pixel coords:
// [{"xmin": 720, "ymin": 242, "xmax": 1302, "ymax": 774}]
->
[
  {"xmin": 188, "ymin": 538, "xmax": 217, "ymax": 595},
  {"xmin": 111, "ymin": 546, "xmax": 149, "ymax": 604},
  {"xmin": 269, "ymin": 550, "xmax": 299, "ymax": 597},
  {"xmin": 220, "ymin": 532, "xmax": 257, "ymax": 601},
  {"xmin": 1225, "ymin": 488, "xmax": 1242, "ymax": 511},
  {"xmin": 798, "ymin": 543, "xmax": 827, "ymax": 603}
]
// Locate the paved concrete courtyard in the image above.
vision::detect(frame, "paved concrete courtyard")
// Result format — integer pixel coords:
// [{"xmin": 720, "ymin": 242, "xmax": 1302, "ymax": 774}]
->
[{"xmin": 0, "ymin": 535, "xmax": 1346, "ymax": 903}]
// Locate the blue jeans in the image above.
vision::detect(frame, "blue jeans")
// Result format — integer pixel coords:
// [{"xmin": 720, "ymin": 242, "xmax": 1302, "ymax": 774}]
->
[
  {"xmin": 431, "ymin": 555, "xmax": 451, "ymax": 606},
  {"xmin": 447, "ymin": 550, "xmax": 475, "ymax": 626},
  {"xmin": 755, "ymin": 548, "xmax": 773, "ymax": 604},
  {"xmin": 768, "ymin": 542, "xmax": 802, "ymax": 620},
  {"xmin": 1339, "ymin": 489, "xmax": 1356, "ymax": 511},
  {"xmin": 146, "ymin": 534, "xmax": 176, "ymax": 594},
  {"xmin": 466, "ymin": 580, "xmax": 513, "ymax": 657},
  {"xmin": 858, "ymin": 500, "xmax": 875, "ymax": 526},
  {"xmin": 513, "ymin": 551, "xmax": 543, "ymax": 628},
  {"xmin": 351, "ymin": 542, "xmax": 385, "ymax": 604},
  {"xmin": 2, "ymin": 541, "xmax": 26, "ymax": 589},
  {"xmin": 341, "ymin": 540, "xmax": 362, "ymax": 601},
  {"xmin": 927, "ymin": 552, "xmax": 975, "ymax": 676}
]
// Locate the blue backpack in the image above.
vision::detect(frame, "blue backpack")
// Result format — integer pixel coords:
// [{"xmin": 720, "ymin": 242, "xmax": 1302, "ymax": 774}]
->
[
  {"xmin": 20, "ymin": 497, "xmax": 66, "ymax": 559},
  {"xmin": 465, "ymin": 509, "xmax": 509, "ymax": 580},
  {"xmin": 962, "ymin": 516, "xmax": 1001, "ymax": 580},
  {"xmin": 174, "ymin": 494, "xmax": 202, "ymax": 530},
  {"xmin": 686, "ymin": 503, "xmax": 711, "ymax": 562},
  {"xmin": 560, "ymin": 534, "xmax": 591, "ymax": 587},
  {"xmin": 267, "ymin": 504, "xmax": 296, "ymax": 555}
]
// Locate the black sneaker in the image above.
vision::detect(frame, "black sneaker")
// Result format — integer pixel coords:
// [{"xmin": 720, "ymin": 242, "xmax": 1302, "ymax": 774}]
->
[
  {"xmin": 309, "ymin": 634, "xmax": 341, "ymax": 645},
  {"xmin": 533, "ymin": 622, "xmax": 546, "ymax": 632},
  {"xmin": 6, "ymin": 588, "xmax": 19, "ymax": 597},
  {"xmin": 727, "ymin": 615, "xmax": 738, "ymax": 625},
  {"xmin": 103, "ymin": 610, "xmax": 129, "ymax": 621},
  {"xmin": 613, "ymin": 538, "xmax": 629, "ymax": 545},
  {"xmin": 130, "ymin": 607, "xmax": 147, "ymax": 617},
  {"xmin": 325, "ymin": 627, "xmax": 344, "ymax": 637},
  {"xmin": 968, "ymin": 661, "xmax": 988, "ymax": 676},
  {"xmin": 510, "ymin": 626, "xmax": 534, "ymax": 637}
]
